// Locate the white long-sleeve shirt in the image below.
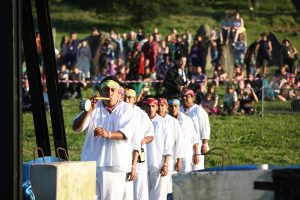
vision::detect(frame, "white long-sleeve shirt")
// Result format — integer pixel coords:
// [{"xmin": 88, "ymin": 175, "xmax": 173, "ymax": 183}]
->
[
  {"xmin": 132, "ymin": 105, "xmax": 154, "ymax": 170},
  {"xmin": 147, "ymin": 114, "xmax": 174, "ymax": 169},
  {"xmin": 177, "ymin": 112, "xmax": 199, "ymax": 167},
  {"xmin": 73, "ymin": 101, "xmax": 139, "ymax": 172},
  {"xmin": 161, "ymin": 114, "xmax": 184, "ymax": 170},
  {"xmin": 181, "ymin": 104, "xmax": 211, "ymax": 141}
]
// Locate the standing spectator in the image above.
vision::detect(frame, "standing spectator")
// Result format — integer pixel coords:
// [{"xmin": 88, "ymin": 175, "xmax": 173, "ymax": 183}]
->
[
  {"xmin": 255, "ymin": 32, "xmax": 272, "ymax": 77},
  {"xmin": 232, "ymin": 33, "xmax": 247, "ymax": 68},
  {"xmin": 163, "ymin": 56, "xmax": 189, "ymax": 98},
  {"xmin": 142, "ymin": 34, "xmax": 159, "ymax": 73},
  {"xmin": 85, "ymin": 27, "xmax": 108, "ymax": 79},
  {"xmin": 35, "ymin": 32, "xmax": 43, "ymax": 67},
  {"xmin": 59, "ymin": 35, "xmax": 69, "ymax": 62},
  {"xmin": 65, "ymin": 32, "xmax": 81, "ymax": 69},
  {"xmin": 72, "ymin": 77, "xmax": 139, "ymax": 200},
  {"xmin": 281, "ymin": 38, "xmax": 298, "ymax": 75},
  {"xmin": 77, "ymin": 40, "xmax": 91, "ymax": 80},
  {"xmin": 244, "ymin": 42, "xmax": 257, "ymax": 76},
  {"xmin": 127, "ymin": 42, "xmax": 145, "ymax": 81}
]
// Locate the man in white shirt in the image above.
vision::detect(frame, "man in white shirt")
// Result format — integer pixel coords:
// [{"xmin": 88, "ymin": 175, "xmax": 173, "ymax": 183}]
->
[
  {"xmin": 182, "ymin": 89, "xmax": 211, "ymax": 170},
  {"xmin": 157, "ymin": 97, "xmax": 184, "ymax": 197},
  {"xmin": 144, "ymin": 97, "xmax": 173, "ymax": 200},
  {"xmin": 124, "ymin": 86, "xmax": 154, "ymax": 200},
  {"xmin": 168, "ymin": 98, "xmax": 200, "ymax": 173},
  {"xmin": 72, "ymin": 76, "xmax": 140, "ymax": 200}
]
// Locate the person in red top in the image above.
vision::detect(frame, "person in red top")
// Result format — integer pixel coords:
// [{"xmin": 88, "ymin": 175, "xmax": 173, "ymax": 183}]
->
[
  {"xmin": 127, "ymin": 42, "xmax": 145, "ymax": 80},
  {"xmin": 142, "ymin": 34, "xmax": 159, "ymax": 73}
]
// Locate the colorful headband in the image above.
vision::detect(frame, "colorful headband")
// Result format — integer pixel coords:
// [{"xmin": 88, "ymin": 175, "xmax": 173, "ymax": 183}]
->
[
  {"xmin": 119, "ymin": 87, "xmax": 125, "ymax": 95},
  {"xmin": 184, "ymin": 89, "xmax": 195, "ymax": 97},
  {"xmin": 125, "ymin": 88, "xmax": 136, "ymax": 97},
  {"xmin": 158, "ymin": 98, "xmax": 168, "ymax": 106},
  {"xmin": 168, "ymin": 99, "xmax": 180, "ymax": 105},
  {"xmin": 144, "ymin": 98, "xmax": 158, "ymax": 106},
  {"xmin": 100, "ymin": 80, "xmax": 120, "ymax": 90}
]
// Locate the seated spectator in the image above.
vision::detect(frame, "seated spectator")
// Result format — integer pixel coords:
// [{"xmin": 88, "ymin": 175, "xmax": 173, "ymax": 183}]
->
[
  {"xmin": 68, "ymin": 66, "xmax": 86, "ymax": 99},
  {"xmin": 233, "ymin": 64, "xmax": 244, "ymax": 84},
  {"xmin": 219, "ymin": 11, "xmax": 231, "ymax": 45},
  {"xmin": 239, "ymin": 82, "xmax": 258, "ymax": 114},
  {"xmin": 271, "ymin": 76, "xmax": 287, "ymax": 102},
  {"xmin": 190, "ymin": 66, "xmax": 207, "ymax": 88},
  {"xmin": 223, "ymin": 83, "xmax": 239, "ymax": 115},
  {"xmin": 214, "ymin": 64, "xmax": 227, "ymax": 86},
  {"xmin": 231, "ymin": 10, "xmax": 246, "ymax": 43},
  {"xmin": 280, "ymin": 82, "xmax": 298, "ymax": 101},
  {"xmin": 42, "ymin": 82, "xmax": 50, "ymax": 112},
  {"xmin": 236, "ymin": 80, "xmax": 245, "ymax": 96},
  {"xmin": 22, "ymin": 78, "xmax": 32, "ymax": 112},
  {"xmin": 202, "ymin": 84, "xmax": 220, "ymax": 115},
  {"xmin": 275, "ymin": 64, "xmax": 290, "ymax": 80},
  {"xmin": 57, "ymin": 64, "xmax": 70, "ymax": 99},
  {"xmin": 194, "ymin": 84, "xmax": 207, "ymax": 105}
]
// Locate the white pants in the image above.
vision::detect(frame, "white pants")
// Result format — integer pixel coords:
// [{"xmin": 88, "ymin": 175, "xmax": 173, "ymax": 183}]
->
[
  {"xmin": 133, "ymin": 163, "xmax": 149, "ymax": 200},
  {"xmin": 96, "ymin": 167, "xmax": 127, "ymax": 200},
  {"xmin": 124, "ymin": 180, "xmax": 134, "ymax": 200},
  {"xmin": 148, "ymin": 167, "xmax": 170, "ymax": 200}
]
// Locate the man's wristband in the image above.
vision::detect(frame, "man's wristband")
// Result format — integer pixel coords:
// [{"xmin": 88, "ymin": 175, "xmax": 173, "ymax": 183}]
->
[{"xmin": 107, "ymin": 131, "xmax": 112, "ymax": 139}]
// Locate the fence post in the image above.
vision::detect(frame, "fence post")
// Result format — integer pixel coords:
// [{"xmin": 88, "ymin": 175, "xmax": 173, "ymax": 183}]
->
[{"xmin": 261, "ymin": 79, "xmax": 264, "ymax": 117}]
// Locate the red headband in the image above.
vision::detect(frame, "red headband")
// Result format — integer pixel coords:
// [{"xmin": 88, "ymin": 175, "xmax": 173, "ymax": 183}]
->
[
  {"xmin": 158, "ymin": 98, "xmax": 168, "ymax": 106},
  {"xmin": 145, "ymin": 98, "xmax": 158, "ymax": 106},
  {"xmin": 184, "ymin": 89, "xmax": 195, "ymax": 97}
]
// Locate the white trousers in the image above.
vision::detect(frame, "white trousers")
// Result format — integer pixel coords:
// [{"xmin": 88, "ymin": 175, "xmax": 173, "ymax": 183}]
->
[
  {"xmin": 133, "ymin": 163, "xmax": 149, "ymax": 200},
  {"xmin": 148, "ymin": 167, "xmax": 170, "ymax": 200},
  {"xmin": 96, "ymin": 167, "xmax": 127, "ymax": 200}
]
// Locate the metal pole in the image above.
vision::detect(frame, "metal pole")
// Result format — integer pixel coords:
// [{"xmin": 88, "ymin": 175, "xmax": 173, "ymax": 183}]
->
[
  {"xmin": 35, "ymin": 0, "xmax": 68, "ymax": 159},
  {"xmin": 261, "ymin": 79, "xmax": 264, "ymax": 117},
  {"xmin": 0, "ymin": 0, "xmax": 22, "ymax": 198},
  {"xmin": 22, "ymin": 0, "xmax": 51, "ymax": 156}
]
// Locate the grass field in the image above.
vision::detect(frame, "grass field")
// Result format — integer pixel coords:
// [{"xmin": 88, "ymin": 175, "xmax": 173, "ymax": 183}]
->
[{"xmin": 23, "ymin": 0, "xmax": 300, "ymax": 167}]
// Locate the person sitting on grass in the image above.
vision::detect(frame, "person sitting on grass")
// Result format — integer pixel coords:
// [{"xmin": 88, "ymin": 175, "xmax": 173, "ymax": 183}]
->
[
  {"xmin": 223, "ymin": 83, "xmax": 239, "ymax": 115},
  {"xmin": 239, "ymin": 82, "xmax": 258, "ymax": 114}
]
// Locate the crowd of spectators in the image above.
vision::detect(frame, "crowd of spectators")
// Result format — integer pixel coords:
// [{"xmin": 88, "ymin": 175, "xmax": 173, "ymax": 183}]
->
[{"xmin": 22, "ymin": 10, "xmax": 300, "ymax": 114}]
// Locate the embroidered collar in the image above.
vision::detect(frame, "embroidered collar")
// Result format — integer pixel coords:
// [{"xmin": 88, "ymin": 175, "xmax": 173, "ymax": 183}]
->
[{"xmin": 103, "ymin": 100, "xmax": 120, "ymax": 113}]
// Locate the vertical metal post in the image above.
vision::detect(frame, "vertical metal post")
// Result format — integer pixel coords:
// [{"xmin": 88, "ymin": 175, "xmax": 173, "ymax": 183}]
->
[
  {"xmin": 0, "ymin": 0, "xmax": 22, "ymax": 198},
  {"xmin": 34, "ymin": 0, "xmax": 68, "ymax": 158},
  {"xmin": 22, "ymin": 0, "xmax": 51, "ymax": 156},
  {"xmin": 261, "ymin": 79, "xmax": 264, "ymax": 117}
]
